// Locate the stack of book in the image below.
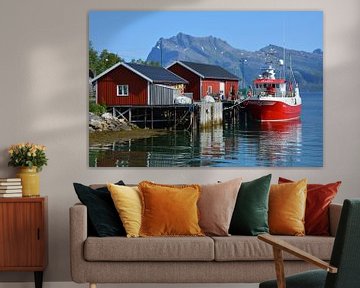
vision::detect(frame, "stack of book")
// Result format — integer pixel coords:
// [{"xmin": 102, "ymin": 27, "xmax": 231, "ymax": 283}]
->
[{"xmin": 0, "ymin": 178, "xmax": 22, "ymax": 197}]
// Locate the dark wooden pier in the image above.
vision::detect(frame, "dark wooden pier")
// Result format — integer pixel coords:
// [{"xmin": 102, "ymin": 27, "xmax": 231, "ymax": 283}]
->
[{"xmin": 110, "ymin": 101, "xmax": 233, "ymax": 130}]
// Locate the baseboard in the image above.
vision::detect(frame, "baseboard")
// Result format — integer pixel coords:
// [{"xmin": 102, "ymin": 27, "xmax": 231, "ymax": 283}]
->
[{"xmin": 0, "ymin": 282, "xmax": 259, "ymax": 288}]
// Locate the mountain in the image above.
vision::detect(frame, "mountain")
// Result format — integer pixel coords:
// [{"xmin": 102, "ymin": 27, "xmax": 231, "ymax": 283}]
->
[{"xmin": 146, "ymin": 33, "xmax": 323, "ymax": 92}]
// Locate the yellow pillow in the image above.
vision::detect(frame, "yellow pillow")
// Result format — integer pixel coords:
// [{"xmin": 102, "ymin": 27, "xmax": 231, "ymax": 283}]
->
[
  {"xmin": 107, "ymin": 183, "xmax": 142, "ymax": 238},
  {"xmin": 269, "ymin": 179, "xmax": 307, "ymax": 236},
  {"xmin": 138, "ymin": 181, "xmax": 204, "ymax": 237}
]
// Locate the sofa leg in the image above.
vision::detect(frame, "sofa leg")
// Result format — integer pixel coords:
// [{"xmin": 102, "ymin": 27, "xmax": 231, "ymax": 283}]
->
[{"xmin": 89, "ymin": 283, "xmax": 96, "ymax": 288}]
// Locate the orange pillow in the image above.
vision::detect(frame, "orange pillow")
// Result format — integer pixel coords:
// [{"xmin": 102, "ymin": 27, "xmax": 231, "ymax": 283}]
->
[
  {"xmin": 269, "ymin": 179, "xmax": 307, "ymax": 236},
  {"xmin": 278, "ymin": 177, "xmax": 341, "ymax": 235},
  {"xmin": 138, "ymin": 181, "xmax": 204, "ymax": 237}
]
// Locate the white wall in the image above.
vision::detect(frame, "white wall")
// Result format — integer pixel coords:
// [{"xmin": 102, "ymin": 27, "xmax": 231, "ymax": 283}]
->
[{"xmin": 0, "ymin": 0, "xmax": 359, "ymax": 283}]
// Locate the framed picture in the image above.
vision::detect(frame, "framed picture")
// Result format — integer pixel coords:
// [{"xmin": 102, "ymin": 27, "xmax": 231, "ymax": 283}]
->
[{"xmin": 88, "ymin": 11, "xmax": 323, "ymax": 167}]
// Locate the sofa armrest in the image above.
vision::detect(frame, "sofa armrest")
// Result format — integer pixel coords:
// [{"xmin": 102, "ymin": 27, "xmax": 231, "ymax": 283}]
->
[
  {"xmin": 69, "ymin": 203, "xmax": 88, "ymax": 283},
  {"xmin": 329, "ymin": 203, "xmax": 342, "ymax": 237}
]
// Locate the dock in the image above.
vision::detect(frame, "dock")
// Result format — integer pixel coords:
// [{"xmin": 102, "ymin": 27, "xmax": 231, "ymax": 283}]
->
[{"xmin": 110, "ymin": 100, "xmax": 247, "ymax": 131}]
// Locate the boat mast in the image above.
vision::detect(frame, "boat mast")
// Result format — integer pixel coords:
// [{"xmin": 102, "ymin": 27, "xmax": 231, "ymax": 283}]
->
[
  {"xmin": 289, "ymin": 54, "xmax": 297, "ymax": 86},
  {"xmin": 282, "ymin": 46, "xmax": 286, "ymax": 79},
  {"xmin": 281, "ymin": 19, "xmax": 286, "ymax": 79}
]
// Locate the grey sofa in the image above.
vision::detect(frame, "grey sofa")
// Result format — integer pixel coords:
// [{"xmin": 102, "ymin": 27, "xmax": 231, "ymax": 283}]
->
[{"xmin": 70, "ymin": 203, "xmax": 342, "ymax": 288}]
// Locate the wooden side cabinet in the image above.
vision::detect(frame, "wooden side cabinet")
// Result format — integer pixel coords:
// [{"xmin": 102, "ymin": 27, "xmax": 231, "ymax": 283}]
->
[{"xmin": 0, "ymin": 197, "xmax": 47, "ymax": 288}]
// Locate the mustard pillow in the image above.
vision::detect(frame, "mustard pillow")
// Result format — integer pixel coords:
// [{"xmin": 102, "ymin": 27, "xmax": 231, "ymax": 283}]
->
[
  {"xmin": 107, "ymin": 183, "xmax": 142, "ymax": 238},
  {"xmin": 138, "ymin": 181, "xmax": 204, "ymax": 237},
  {"xmin": 269, "ymin": 179, "xmax": 307, "ymax": 236}
]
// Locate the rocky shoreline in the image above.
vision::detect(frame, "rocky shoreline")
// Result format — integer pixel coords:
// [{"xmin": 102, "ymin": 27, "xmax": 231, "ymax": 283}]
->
[{"xmin": 89, "ymin": 112, "xmax": 138, "ymax": 132}]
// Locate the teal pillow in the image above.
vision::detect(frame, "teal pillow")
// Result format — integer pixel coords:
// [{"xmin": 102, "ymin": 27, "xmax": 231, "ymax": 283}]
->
[{"xmin": 229, "ymin": 174, "xmax": 272, "ymax": 236}]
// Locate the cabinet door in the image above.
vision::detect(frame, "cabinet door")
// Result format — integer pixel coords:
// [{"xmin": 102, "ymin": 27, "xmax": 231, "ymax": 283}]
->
[{"xmin": 0, "ymin": 202, "xmax": 45, "ymax": 268}]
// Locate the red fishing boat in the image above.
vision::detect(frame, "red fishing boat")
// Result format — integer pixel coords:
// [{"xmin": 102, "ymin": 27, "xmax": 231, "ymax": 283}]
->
[{"xmin": 244, "ymin": 52, "xmax": 301, "ymax": 122}]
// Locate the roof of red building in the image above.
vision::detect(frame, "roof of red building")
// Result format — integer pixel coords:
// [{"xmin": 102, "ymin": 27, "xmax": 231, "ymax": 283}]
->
[
  {"xmin": 168, "ymin": 61, "xmax": 239, "ymax": 81},
  {"xmin": 92, "ymin": 62, "xmax": 188, "ymax": 84}
]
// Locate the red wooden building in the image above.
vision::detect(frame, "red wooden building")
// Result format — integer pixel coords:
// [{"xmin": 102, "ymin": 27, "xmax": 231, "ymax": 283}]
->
[
  {"xmin": 167, "ymin": 61, "xmax": 239, "ymax": 101},
  {"xmin": 91, "ymin": 62, "xmax": 188, "ymax": 106}
]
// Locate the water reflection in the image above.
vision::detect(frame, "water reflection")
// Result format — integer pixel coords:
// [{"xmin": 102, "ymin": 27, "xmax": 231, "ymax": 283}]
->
[
  {"xmin": 89, "ymin": 118, "xmax": 302, "ymax": 167},
  {"xmin": 90, "ymin": 131, "xmax": 199, "ymax": 167},
  {"xmin": 257, "ymin": 119, "xmax": 302, "ymax": 166},
  {"xmin": 89, "ymin": 92, "xmax": 322, "ymax": 167},
  {"xmin": 200, "ymin": 126, "xmax": 225, "ymax": 158}
]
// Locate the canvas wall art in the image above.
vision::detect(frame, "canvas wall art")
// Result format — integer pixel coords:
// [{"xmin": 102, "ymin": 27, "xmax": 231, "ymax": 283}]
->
[{"xmin": 88, "ymin": 11, "xmax": 323, "ymax": 167}]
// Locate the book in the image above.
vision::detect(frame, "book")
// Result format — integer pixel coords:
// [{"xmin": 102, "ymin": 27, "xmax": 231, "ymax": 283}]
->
[
  {"xmin": 0, "ymin": 182, "xmax": 22, "ymax": 186},
  {"xmin": 0, "ymin": 193, "xmax": 22, "ymax": 198},
  {"xmin": 0, "ymin": 178, "xmax": 21, "ymax": 182},
  {"xmin": 0, "ymin": 186, "xmax": 22, "ymax": 190},
  {"xmin": 0, "ymin": 189, "xmax": 22, "ymax": 193}
]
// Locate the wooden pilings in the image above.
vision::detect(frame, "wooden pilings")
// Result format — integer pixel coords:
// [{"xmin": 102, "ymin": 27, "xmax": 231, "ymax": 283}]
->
[
  {"xmin": 199, "ymin": 102, "xmax": 223, "ymax": 128},
  {"xmin": 213, "ymin": 102, "xmax": 223, "ymax": 125},
  {"xmin": 110, "ymin": 102, "xmax": 224, "ymax": 130}
]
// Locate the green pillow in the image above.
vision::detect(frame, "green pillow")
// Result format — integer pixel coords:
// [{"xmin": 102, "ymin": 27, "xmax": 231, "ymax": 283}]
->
[{"xmin": 229, "ymin": 174, "xmax": 272, "ymax": 236}]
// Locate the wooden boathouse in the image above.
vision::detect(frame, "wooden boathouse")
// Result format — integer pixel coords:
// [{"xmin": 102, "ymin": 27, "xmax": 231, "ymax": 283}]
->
[
  {"xmin": 91, "ymin": 62, "xmax": 189, "ymax": 106},
  {"xmin": 167, "ymin": 61, "xmax": 239, "ymax": 101},
  {"xmin": 91, "ymin": 62, "xmax": 225, "ymax": 129}
]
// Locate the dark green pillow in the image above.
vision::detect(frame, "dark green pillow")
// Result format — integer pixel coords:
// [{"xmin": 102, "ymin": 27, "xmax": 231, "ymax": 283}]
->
[
  {"xmin": 229, "ymin": 174, "xmax": 272, "ymax": 236},
  {"xmin": 73, "ymin": 181, "xmax": 126, "ymax": 237}
]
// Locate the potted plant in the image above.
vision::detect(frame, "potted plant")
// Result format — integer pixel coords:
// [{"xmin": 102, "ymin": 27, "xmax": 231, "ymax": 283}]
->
[{"xmin": 8, "ymin": 143, "xmax": 48, "ymax": 197}]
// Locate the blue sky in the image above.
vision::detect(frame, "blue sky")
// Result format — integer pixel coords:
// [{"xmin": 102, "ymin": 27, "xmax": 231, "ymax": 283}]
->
[{"xmin": 89, "ymin": 11, "xmax": 323, "ymax": 62}]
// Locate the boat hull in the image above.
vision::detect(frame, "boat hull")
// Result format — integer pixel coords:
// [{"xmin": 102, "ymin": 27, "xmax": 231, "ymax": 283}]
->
[{"xmin": 245, "ymin": 99, "xmax": 301, "ymax": 122}]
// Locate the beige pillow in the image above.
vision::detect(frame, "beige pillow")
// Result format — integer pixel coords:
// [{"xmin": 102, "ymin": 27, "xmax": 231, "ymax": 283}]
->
[{"xmin": 198, "ymin": 178, "xmax": 242, "ymax": 236}]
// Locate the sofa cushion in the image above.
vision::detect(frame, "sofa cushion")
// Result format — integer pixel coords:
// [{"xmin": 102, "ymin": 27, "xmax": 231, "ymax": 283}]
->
[
  {"xmin": 139, "ymin": 181, "xmax": 203, "ymax": 237},
  {"xmin": 73, "ymin": 181, "xmax": 126, "ymax": 237},
  {"xmin": 198, "ymin": 178, "xmax": 242, "ymax": 236},
  {"xmin": 107, "ymin": 184, "xmax": 142, "ymax": 238},
  {"xmin": 279, "ymin": 177, "xmax": 341, "ymax": 236},
  {"xmin": 212, "ymin": 236, "xmax": 334, "ymax": 261},
  {"xmin": 229, "ymin": 174, "xmax": 271, "ymax": 236},
  {"xmin": 84, "ymin": 236, "xmax": 214, "ymax": 261},
  {"xmin": 269, "ymin": 179, "xmax": 307, "ymax": 236}
]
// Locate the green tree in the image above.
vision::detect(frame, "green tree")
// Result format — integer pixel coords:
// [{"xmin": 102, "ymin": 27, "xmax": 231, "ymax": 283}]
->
[
  {"xmin": 130, "ymin": 58, "xmax": 160, "ymax": 67},
  {"xmin": 131, "ymin": 58, "xmax": 146, "ymax": 64},
  {"xmin": 97, "ymin": 49, "xmax": 123, "ymax": 74},
  {"xmin": 89, "ymin": 41, "xmax": 98, "ymax": 76},
  {"xmin": 147, "ymin": 61, "xmax": 160, "ymax": 67},
  {"xmin": 89, "ymin": 41, "xmax": 124, "ymax": 75}
]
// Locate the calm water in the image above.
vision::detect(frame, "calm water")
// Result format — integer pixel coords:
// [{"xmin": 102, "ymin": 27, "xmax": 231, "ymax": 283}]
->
[{"xmin": 89, "ymin": 92, "xmax": 323, "ymax": 167}]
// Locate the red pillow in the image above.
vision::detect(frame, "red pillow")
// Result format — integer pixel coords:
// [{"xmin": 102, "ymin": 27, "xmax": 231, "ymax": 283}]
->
[{"xmin": 278, "ymin": 177, "xmax": 341, "ymax": 236}]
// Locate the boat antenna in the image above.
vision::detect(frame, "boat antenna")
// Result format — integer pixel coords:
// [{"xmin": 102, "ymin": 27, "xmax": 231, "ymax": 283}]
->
[
  {"xmin": 289, "ymin": 54, "xmax": 297, "ymax": 86},
  {"xmin": 282, "ymin": 20, "xmax": 286, "ymax": 79},
  {"xmin": 282, "ymin": 43, "xmax": 286, "ymax": 79}
]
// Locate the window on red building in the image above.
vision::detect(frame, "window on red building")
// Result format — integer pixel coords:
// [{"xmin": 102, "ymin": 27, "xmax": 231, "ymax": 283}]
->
[{"xmin": 117, "ymin": 85, "xmax": 129, "ymax": 96}]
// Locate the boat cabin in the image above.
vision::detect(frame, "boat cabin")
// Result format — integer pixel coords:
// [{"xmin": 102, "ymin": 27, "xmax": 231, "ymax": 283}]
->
[
  {"xmin": 252, "ymin": 65, "xmax": 291, "ymax": 97},
  {"xmin": 254, "ymin": 79, "xmax": 286, "ymax": 97}
]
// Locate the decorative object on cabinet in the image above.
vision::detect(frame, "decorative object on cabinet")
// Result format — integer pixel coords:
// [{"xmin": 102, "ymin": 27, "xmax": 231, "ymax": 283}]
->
[
  {"xmin": 0, "ymin": 178, "xmax": 22, "ymax": 197},
  {"xmin": 8, "ymin": 143, "xmax": 48, "ymax": 197}
]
